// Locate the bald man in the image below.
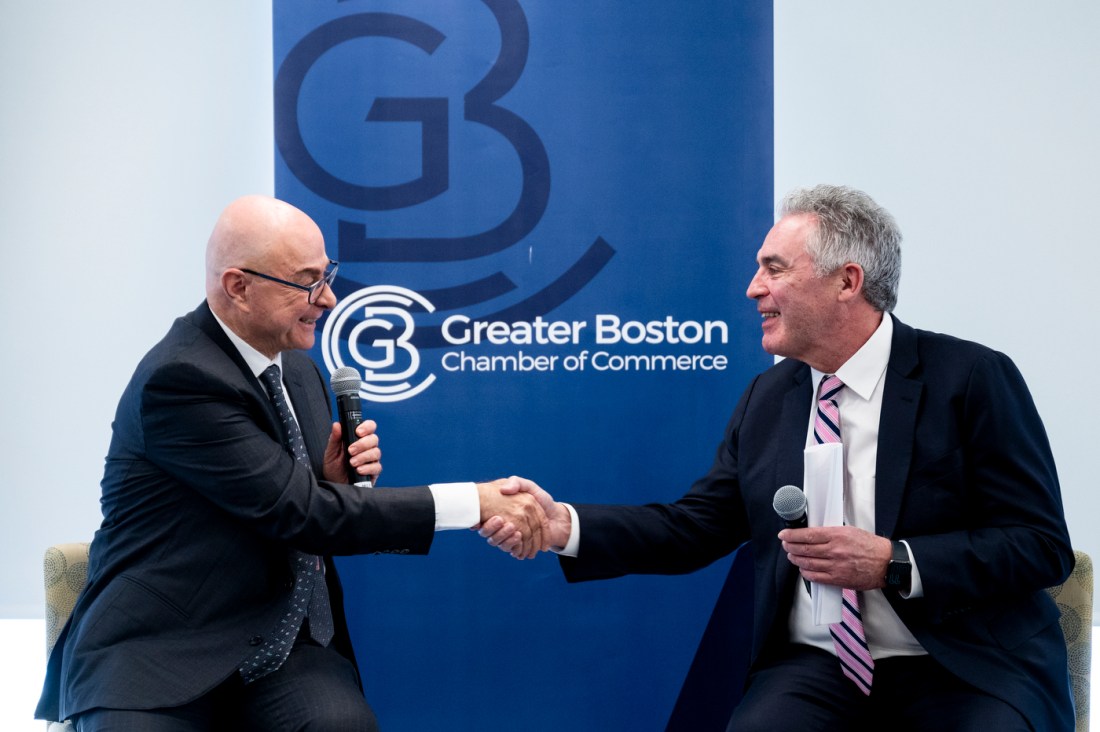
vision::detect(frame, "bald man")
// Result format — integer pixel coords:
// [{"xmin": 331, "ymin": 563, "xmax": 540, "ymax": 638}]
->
[{"xmin": 37, "ymin": 195, "xmax": 546, "ymax": 731}]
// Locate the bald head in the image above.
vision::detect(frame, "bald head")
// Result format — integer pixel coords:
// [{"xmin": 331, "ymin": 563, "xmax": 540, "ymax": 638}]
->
[
  {"xmin": 205, "ymin": 195, "xmax": 335, "ymax": 357},
  {"xmin": 205, "ymin": 195, "xmax": 321, "ymax": 298}
]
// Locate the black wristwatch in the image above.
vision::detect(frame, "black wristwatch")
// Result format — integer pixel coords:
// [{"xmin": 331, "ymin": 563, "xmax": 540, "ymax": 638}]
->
[{"xmin": 885, "ymin": 540, "xmax": 912, "ymax": 592}]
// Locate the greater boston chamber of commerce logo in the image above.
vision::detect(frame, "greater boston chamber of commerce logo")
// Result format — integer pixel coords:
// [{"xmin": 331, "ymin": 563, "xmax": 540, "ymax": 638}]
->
[
  {"xmin": 321, "ymin": 285, "xmax": 437, "ymax": 403},
  {"xmin": 324, "ymin": 283, "xmax": 732, "ymax": 403}
]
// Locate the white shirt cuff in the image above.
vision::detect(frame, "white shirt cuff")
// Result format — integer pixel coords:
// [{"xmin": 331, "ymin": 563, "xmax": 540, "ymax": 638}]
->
[
  {"xmin": 428, "ymin": 482, "xmax": 479, "ymax": 530},
  {"xmin": 899, "ymin": 539, "xmax": 924, "ymax": 598},
  {"xmin": 552, "ymin": 502, "xmax": 581, "ymax": 557}
]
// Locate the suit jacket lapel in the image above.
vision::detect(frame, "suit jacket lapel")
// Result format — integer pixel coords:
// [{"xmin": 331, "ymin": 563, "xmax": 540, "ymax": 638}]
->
[
  {"xmin": 188, "ymin": 301, "xmax": 310, "ymax": 456},
  {"xmin": 875, "ymin": 316, "xmax": 923, "ymax": 538},
  {"xmin": 773, "ymin": 365, "xmax": 814, "ymax": 598},
  {"xmin": 190, "ymin": 301, "xmax": 259, "ymax": 386}
]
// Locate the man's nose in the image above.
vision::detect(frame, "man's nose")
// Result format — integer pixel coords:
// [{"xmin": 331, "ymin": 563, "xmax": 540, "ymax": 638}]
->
[
  {"xmin": 746, "ymin": 270, "xmax": 765, "ymax": 300},
  {"xmin": 315, "ymin": 280, "xmax": 337, "ymax": 309}
]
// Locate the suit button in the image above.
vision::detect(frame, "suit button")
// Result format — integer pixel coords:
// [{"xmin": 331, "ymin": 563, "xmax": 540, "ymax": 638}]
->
[{"xmin": 249, "ymin": 635, "xmax": 264, "ymax": 646}]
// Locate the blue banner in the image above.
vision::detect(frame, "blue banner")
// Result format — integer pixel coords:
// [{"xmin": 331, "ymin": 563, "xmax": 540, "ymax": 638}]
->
[{"xmin": 274, "ymin": 1, "xmax": 772, "ymax": 727}]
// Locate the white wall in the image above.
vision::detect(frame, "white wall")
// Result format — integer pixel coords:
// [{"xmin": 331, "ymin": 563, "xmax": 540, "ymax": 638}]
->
[
  {"xmin": 0, "ymin": 2, "xmax": 274, "ymax": 616},
  {"xmin": 774, "ymin": 0, "xmax": 1100, "ymax": 607},
  {"xmin": 1, "ymin": 2, "xmax": 1096, "ymax": 617}
]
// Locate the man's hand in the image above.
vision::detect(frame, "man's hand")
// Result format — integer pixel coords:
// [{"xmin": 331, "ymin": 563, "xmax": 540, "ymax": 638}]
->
[
  {"xmin": 475, "ymin": 477, "xmax": 552, "ymax": 559},
  {"xmin": 322, "ymin": 420, "xmax": 382, "ymax": 485},
  {"xmin": 478, "ymin": 477, "xmax": 571, "ymax": 558},
  {"xmin": 779, "ymin": 525, "xmax": 892, "ymax": 590}
]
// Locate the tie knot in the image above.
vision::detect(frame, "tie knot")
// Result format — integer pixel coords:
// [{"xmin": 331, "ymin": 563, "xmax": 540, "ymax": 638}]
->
[
  {"xmin": 814, "ymin": 375, "xmax": 844, "ymax": 444},
  {"xmin": 260, "ymin": 364, "xmax": 282, "ymax": 391},
  {"xmin": 818, "ymin": 374, "xmax": 843, "ymax": 401}
]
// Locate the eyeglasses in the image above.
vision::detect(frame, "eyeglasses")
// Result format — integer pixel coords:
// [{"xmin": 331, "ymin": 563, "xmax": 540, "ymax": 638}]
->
[{"xmin": 240, "ymin": 260, "xmax": 339, "ymax": 304}]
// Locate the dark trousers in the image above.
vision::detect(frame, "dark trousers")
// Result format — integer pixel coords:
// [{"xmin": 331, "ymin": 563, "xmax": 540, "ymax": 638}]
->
[
  {"xmin": 725, "ymin": 644, "xmax": 1031, "ymax": 732},
  {"xmin": 74, "ymin": 640, "xmax": 378, "ymax": 732}
]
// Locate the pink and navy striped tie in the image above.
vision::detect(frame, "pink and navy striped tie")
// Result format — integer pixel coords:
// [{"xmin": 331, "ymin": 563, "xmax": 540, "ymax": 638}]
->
[{"xmin": 814, "ymin": 374, "xmax": 875, "ymax": 695}]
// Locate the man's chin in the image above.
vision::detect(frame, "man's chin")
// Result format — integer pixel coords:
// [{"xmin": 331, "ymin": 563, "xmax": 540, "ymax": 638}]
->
[
  {"xmin": 291, "ymin": 334, "xmax": 316, "ymax": 352},
  {"xmin": 760, "ymin": 335, "xmax": 783, "ymax": 356}
]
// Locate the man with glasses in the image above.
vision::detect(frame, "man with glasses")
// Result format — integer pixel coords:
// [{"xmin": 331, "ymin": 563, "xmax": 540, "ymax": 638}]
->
[{"xmin": 37, "ymin": 195, "xmax": 548, "ymax": 731}]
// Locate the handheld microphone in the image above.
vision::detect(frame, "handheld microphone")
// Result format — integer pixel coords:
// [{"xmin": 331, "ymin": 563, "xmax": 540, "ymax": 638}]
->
[
  {"xmin": 772, "ymin": 485, "xmax": 808, "ymax": 529},
  {"xmin": 773, "ymin": 485, "xmax": 810, "ymax": 594},
  {"xmin": 329, "ymin": 367, "xmax": 373, "ymax": 488}
]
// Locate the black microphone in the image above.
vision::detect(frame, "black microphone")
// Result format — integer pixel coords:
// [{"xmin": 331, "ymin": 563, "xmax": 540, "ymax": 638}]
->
[
  {"xmin": 330, "ymin": 367, "xmax": 373, "ymax": 488},
  {"xmin": 773, "ymin": 484, "xmax": 808, "ymax": 529},
  {"xmin": 773, "ymin": 485, "xmax": 810, "ymax": 594}
]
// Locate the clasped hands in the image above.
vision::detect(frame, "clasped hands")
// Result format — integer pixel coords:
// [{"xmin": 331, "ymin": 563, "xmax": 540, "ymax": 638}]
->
[
  {"xmin": 322, "ymin": 420, "xmax": 565, "ymax": 560},
  {"xmin": 475, "ymin": 477, "xmax": 570, "ymax": 560}
]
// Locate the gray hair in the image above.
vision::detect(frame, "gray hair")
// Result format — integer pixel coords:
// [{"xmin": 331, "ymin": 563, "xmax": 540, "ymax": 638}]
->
[{"xmin": 778, "ymin": 185, "xmax": 902, "ymax": 312}]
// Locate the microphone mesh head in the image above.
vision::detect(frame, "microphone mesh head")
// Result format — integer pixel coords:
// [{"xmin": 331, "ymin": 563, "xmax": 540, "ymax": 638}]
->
[
  {"xmin": 329, "ymin": 366, "xmax": 362, "ymax": 396},
  {"xmin": 772, "ymin": 485, "xmax": 807, "ymax": 521}
]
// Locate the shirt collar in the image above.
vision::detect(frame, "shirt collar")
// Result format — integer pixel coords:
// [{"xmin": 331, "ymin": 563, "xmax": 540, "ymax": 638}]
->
[
  {"xmin": 209, "ymin": 309, "xmax": 283, "ymax": 379},
  {"xmin": 811, "ymin": 314, "xmax": 893, "ymax": 401}
]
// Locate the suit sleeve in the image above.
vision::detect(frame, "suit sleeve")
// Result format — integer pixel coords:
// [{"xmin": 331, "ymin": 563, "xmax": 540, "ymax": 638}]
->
[
  {"xmin": 560, "ymin": 382, "xmax": 755, "ymax": 582},
  {"xmin": 138, "ymin": 357, "xmax": 436, "ymax": 556}
]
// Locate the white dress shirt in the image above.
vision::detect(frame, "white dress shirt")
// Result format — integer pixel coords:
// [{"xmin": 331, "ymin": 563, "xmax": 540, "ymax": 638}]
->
[{"xmin": 788, "ymin": 314, "xmax": 926, "ymax": 659}]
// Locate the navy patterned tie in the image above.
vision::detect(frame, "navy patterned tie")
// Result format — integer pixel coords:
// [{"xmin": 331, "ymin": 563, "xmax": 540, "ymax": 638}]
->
[{"xmin": 240, "ymin": 364, "xmax": 334, "ymax": 683}]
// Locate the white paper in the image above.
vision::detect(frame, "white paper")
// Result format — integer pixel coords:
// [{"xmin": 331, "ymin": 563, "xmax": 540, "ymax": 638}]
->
[{"xmin": 804, "ymin": 442, "xmax": 845, "ymax": 625}]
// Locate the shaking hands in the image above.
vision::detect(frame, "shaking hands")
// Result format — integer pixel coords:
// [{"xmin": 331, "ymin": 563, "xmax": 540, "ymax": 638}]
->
[
  {"xmin": 475, "ymin": 477, "xmax": 571, "ymax": 559},
  {"xmin": 327, "ymin": 420, "xmax": 562, "ymax": 559}
]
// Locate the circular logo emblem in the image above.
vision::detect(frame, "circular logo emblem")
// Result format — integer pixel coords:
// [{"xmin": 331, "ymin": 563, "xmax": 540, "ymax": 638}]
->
[{"xmin": 321, "ymin": 285, "xmax": 437, "ymax": 402}]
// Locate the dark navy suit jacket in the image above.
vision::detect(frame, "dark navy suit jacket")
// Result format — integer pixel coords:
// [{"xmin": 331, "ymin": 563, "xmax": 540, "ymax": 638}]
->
[
  {"xmin": 562, "ymin": 316, "xmax": 1075, "ymax": 731},
  {"xmin": 37, "ymin": 301, "xmax": 437, "ymax": 721}
]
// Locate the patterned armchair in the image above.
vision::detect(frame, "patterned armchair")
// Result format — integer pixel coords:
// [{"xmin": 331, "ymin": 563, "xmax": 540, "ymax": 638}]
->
[
  {"xmin": 42, "ymin": 542, "xmax": 89, "ymax": 731},
  {"xmin": 1046, "ymin": 549, "xmax": 1093, "ymax": 732}
]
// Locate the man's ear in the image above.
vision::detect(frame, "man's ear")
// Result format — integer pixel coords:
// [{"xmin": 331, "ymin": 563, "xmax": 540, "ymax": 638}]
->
[
  {"xmin": 221, "ymin": 269, "xmax": 252, "ymax": 311},
  {"xmin": 837, "ymin": 262, "xmax": 865, "ymax": 302}
]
